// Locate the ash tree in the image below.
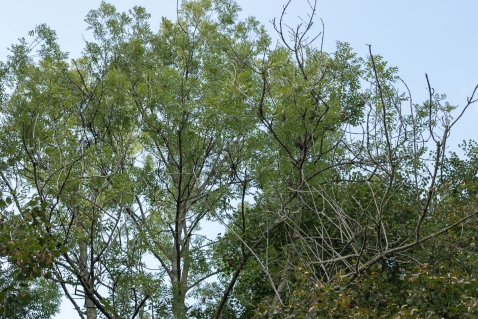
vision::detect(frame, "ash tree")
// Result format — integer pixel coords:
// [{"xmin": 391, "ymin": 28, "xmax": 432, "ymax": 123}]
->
[{"xmin": 1, "ymin": 1, "xmax": 478, "ymax": 319}]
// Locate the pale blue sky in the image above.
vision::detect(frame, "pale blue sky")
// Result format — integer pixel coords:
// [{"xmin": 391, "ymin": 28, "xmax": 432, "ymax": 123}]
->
[{"xmin": 1, "ymin": 0, "xmax": 477, "ymax": 317}]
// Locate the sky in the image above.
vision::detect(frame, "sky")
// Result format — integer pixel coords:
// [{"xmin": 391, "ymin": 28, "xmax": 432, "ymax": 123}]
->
[{"xmin": 1, "ymin": 0, "xmax": 477, "ymax": 317}]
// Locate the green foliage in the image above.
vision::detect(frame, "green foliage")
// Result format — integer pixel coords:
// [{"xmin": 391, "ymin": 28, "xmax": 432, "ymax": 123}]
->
[
  {"xmin": 0, "ymin": 266, "xmax": 61, "ymax": 319},
  {"xmin": 0, "ymin": 1, "xmax": 477, "ymax": 318},
  {"xmin": 256, "ymin": 263, "xmax": 478, "ymax": 318}
]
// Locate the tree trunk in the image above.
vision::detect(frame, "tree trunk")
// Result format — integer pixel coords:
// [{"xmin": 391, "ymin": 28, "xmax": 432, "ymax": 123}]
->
[{"xmin": 80, "ymin": 240, "xmax": 97, "ymax": 319}]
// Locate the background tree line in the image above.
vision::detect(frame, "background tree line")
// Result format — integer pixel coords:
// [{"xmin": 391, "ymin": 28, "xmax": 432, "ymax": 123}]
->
[{"xmin": 1, "ymin": 0, "xmax": 478, "ymax": 318}]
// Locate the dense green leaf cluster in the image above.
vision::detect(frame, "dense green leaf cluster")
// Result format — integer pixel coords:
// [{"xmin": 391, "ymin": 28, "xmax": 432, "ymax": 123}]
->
[{"xmin": 0, "ymin": 267, "xmax": 61, "ymax": 319}]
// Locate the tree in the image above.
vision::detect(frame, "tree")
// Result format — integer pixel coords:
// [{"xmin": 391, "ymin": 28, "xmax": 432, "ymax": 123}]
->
[
  {"xmin": 0, "ymin": 1, "xmax": 268, "ymax": 318},
  {"xmin": 210, "ymin": 1, "xmax": 478, "ymax": 317},
  {"xmin": 227, "ymin": 1, "xmax": 478, "ymax": 317},
  {"xmin": 1, "ymin": 0, "xmax": 478, "ymax": 318}
]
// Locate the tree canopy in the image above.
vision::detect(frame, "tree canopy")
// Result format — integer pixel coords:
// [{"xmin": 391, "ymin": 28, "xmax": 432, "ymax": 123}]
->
[{"xmin": 1, "ymin": 1, "xmax": 478, "ymax": 318}]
